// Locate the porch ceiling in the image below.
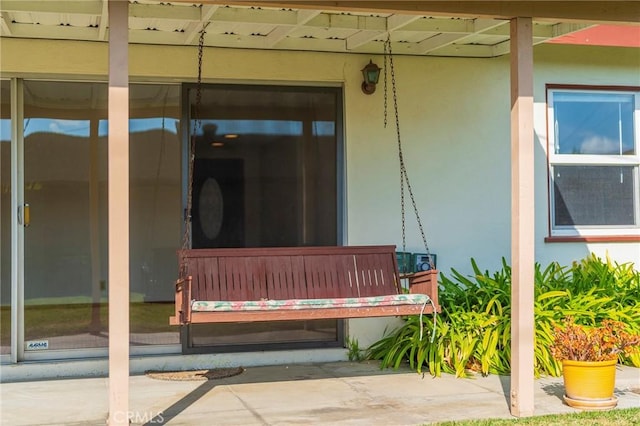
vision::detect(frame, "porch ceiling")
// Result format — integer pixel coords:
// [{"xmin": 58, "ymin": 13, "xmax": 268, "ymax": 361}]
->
[{"xmin": 0, "ymin": 0, "xmax": 603, "ymax": 58}]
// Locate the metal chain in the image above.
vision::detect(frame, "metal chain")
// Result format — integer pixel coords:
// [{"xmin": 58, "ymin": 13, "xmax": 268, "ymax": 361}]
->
[
  {"xmin": 386, "ymin": 37, "xmax": 407, "ymax": 255},
  {"xmin": 385, "ymin": 36, "xmax": 433, "ymax": 267},
  {"xmin": 180, "ymin": 25, "xmax": 207, "ymax": 278},
  {"xmin": 383, "ymin": 39, "xmax": 389, "ymax": 129}
]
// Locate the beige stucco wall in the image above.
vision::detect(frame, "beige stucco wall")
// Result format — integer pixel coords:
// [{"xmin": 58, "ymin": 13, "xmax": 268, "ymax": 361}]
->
[{"xmin": 2, "ymin": 38, "xmax": 639, "ymax": 348}]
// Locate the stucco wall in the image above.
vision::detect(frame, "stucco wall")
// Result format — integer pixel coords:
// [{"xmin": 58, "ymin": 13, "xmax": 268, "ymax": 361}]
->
[{"xmin": 2, "ymin": 39, "xmax": 639, "ymax": 348}]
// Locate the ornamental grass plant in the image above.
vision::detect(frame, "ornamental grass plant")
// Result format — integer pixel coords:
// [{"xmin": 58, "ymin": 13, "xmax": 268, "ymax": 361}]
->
[{"xmin": 367, "ymin": 253, "xmax": 640, "ymax": 377}]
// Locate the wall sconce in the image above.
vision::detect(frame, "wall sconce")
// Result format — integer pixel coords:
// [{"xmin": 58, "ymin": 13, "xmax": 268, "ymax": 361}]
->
[{"xmin": 361, "ymin": 60, "xmax": 381, "ymax": 94}]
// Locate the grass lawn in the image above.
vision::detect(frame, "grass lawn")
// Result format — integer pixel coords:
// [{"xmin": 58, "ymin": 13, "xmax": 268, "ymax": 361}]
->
[{"xmin": 434, "ymin": 407, "xmax": 640, "ymax": 425}]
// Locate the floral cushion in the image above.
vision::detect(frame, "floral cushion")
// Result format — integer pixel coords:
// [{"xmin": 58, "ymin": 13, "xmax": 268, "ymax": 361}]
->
[
  {"xmin": 191, "ymin": 294, "xmax": 432, "ymax": 312},
  {"xmin": 191, "ymin": 294, "xmax": 430, "ymax": 312}
]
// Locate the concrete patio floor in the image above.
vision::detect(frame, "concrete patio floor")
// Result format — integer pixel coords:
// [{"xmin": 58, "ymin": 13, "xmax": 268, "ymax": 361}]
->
[{"xmin": 1, "ymin": 361, "xmax": 639, "ymax": 425}]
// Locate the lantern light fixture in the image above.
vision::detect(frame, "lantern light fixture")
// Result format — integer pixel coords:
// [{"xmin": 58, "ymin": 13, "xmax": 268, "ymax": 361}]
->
[{"xmin": 361, "ymin": 60, "xmax": 381, "ymax": 95}]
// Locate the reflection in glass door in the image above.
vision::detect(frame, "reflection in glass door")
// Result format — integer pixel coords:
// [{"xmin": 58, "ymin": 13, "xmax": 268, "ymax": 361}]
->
[
  {"xmin": 128, "ymin": 84, "xmax": 181, "ymax": 348},
  {"xmin": 22, "ymin": 81, "xmax": 110, "ymax": 352},
  {"xmin": 19, "ymin": 81, "xmax": 182, "ymax": 356}
]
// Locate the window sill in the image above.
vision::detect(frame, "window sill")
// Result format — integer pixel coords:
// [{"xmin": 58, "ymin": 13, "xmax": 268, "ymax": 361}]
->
[{"xmin": 545, "ymin": 235, "xmax": 640, "ymax": 243}]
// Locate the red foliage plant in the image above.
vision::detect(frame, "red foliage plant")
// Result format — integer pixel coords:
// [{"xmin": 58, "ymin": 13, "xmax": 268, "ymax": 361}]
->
[{"xmin": 550, "ymin": 317, "xmax": 640, "ymax": 362}]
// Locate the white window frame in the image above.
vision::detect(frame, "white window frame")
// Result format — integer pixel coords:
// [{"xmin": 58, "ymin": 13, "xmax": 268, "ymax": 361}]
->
[{"xmin": 547, "ymin": 86, "xmax": 640, "ymax": 238}]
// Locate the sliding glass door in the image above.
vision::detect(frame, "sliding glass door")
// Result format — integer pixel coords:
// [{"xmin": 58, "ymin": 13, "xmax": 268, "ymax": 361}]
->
[
  {"xmin": 3, "ymin": 79, "xmax": 343, "ymax": 359},
  {"xmin": 185, "ymin": 83, "xmax": 344, "ymax": 351},
  {"xmin": 9, "ymin": 80, "xmax": 182, "ymax": 359},
  {"xmin": 21, "ymin": 81, "xmax": 109, "ymax": 352}
]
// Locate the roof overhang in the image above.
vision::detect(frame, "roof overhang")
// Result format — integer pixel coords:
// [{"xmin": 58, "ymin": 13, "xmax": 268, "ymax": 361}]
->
[{"xmin": 1, "ymin": 1, "xmax": 637, "ymax": 58}]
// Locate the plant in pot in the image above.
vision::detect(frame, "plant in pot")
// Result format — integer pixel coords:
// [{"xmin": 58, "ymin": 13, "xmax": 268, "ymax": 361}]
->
[{"xmin": 550, "ymin": 317, "xmax": 640, "ymax": 410}]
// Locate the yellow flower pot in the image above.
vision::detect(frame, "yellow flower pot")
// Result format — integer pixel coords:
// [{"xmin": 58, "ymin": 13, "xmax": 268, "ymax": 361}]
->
[{"xmin": 562, "ymin": 359, "xmax": 618, "ymax": 410}]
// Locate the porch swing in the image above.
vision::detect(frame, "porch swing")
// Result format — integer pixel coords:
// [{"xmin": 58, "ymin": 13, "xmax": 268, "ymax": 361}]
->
[{"xmin": 169, "ymin": 32, "xmax": 439, "ymax": 327}]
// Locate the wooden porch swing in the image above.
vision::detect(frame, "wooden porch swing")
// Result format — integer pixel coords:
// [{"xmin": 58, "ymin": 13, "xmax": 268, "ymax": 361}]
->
[{"xmin": 169, "ymin": 32, "xmax": 439, "ymax": 327}]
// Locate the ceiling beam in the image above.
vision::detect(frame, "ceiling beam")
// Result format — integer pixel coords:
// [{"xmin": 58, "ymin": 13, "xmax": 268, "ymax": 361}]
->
[
  {"xmin": 345, "ymin": 30, "xmax": 383, "ymax": 50},
  {"xmin": 492, "ymin": 40, "xmax": 513, "ymax": 57},
  {"xmin": 130, "ymin": 28, "xmax": 188, "ymax": 45},
  {"xmin": 418, "ymin": 43, "xmax": 496, "ymax": 58},
  {"xmin": 212, "ymin": 5, "xmax": 299, "ymax": 26},
  {"xmin": 307, "ymin": 13, "xmax": 387, "ymax": 31},
  {"xmin": 482, "ymin": 22, "xmax": 591, "ymax": 38},
  {"xmin": 409, "ymin": 18, "xmax": 506, "ymax": 55},
  {"xmin": 98, "ymin": 0, "xmax": 108, "ymax": 41},
  {"xmin": 264, "ymin": 9, "xmax": 321, "ymax": 47},
  {"xmin": 399, "ymin": 17, "xmax": 476, "ymax": 33},
  {"xmin": 386, "ymin": 14, "xmax": 423, "ymax": 31},
  {"xmin": 129, "ymin": 2, "xmax": 201, "ymax": 21},
  {"xmin": 207, "ymin": 1, "xmax": 640, "ymax": 24},
  {"xmin": 473, "ymin": 18, "xmax": 510, "ymax": 33},
  {"xmin": 3, "ymin": 22, "xmax": 99, "ymax": 40},
  {"xmin": 413, "ymin": 33, "xmax": 465, "ymax": 55},
  {"xmin": 184, "ymin": 5, "xmax": 219, "ymax": 45},
  {"xmin": 266, "ymin": 34, "xmax": 346, "ymax": 52},
  {"xmin": 0, "ymin": 0, "xmax": 102, "ymax": 15},
  {"xmin": 0, "ymin": 13, "xmax": 12, "ymax": 36},
  {"xmin": 345, "ymin": 15, "xmax": 421, "ymax": 50}
]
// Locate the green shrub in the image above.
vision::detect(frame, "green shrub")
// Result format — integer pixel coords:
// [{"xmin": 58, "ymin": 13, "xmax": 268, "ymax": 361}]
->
[{"xmin": 367, "ymin": 253, "xmax": 640, "ymax": 377}]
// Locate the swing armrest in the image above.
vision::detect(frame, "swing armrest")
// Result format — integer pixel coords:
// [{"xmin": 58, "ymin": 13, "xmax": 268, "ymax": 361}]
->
[
  {"xmin": 408, "ymin": 270, "xmax": 440, "ymax": 312},
  {"xmin": 170, "ymin": 276, "xmax": 192, "ymax": 325}
]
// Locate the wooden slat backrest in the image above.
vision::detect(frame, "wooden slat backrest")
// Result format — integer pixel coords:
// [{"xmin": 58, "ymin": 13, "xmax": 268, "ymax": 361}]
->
[
  {"xmin": 359, "ymin": 252, "xmax": 399, "ymax": 297},
  {"xmin": 181, "ymin": 245, "xmax": 401, "ymax": 301},
  {"xmin": 191, "ymin": 257, "xmax": 218, "ymax": 302}
]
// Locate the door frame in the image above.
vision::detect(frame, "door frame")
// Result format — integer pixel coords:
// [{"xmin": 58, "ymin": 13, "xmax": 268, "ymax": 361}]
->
[{"xmin": 10, "ymin": 77, "xmax": 25, "ymax": 363}]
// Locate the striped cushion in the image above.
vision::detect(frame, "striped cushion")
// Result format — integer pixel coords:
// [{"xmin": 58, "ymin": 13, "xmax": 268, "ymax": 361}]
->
[{"xmin": 191, "ymin": 294, "xmax": 431, "ymax": 312}]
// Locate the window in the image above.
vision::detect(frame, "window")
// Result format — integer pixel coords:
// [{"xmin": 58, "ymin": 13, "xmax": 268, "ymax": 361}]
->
[{"xmin": 547, "ymin": 87, "xmax": 640, "ymax": 238}]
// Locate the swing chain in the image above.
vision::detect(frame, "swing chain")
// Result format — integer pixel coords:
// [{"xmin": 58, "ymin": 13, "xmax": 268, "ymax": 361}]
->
[
  {"xmin": 383, "ymin": 41, "xmax": 389, "ymax": 129},
  {"xmin": 384, "ymin": 37, "xmax": 406, "ymax": 254},
  {"xmin": 383, "ymin": 36, "xmax": 433, "ymax": 267},
  {"xmin": 180, "ymin": 25, "xmax": 207, "ymax": 278}
]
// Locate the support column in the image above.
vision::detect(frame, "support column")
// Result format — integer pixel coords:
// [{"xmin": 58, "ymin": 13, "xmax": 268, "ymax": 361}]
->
[
  {"xmin": 107, "ymin": 0, "xmax": 130, "ymax": 424},
  {"xmin": 509, "ymin": 17, "xmax": 535, "ymax": 418}
]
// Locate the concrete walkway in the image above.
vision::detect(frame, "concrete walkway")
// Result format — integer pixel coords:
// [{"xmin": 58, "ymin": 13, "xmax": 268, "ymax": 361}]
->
[{"xmin": 1, "ymin": 361, "xmax": 638, "ymax": 425}]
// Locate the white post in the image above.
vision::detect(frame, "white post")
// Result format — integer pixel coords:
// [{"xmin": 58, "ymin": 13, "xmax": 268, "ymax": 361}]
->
[
  {"xmin": 509, "ymin": 16, "xmax": 535, "ymax": 418},
  {"xmin": 107, "ymin": 0, "xmax": 130, "ymax": 424}
]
